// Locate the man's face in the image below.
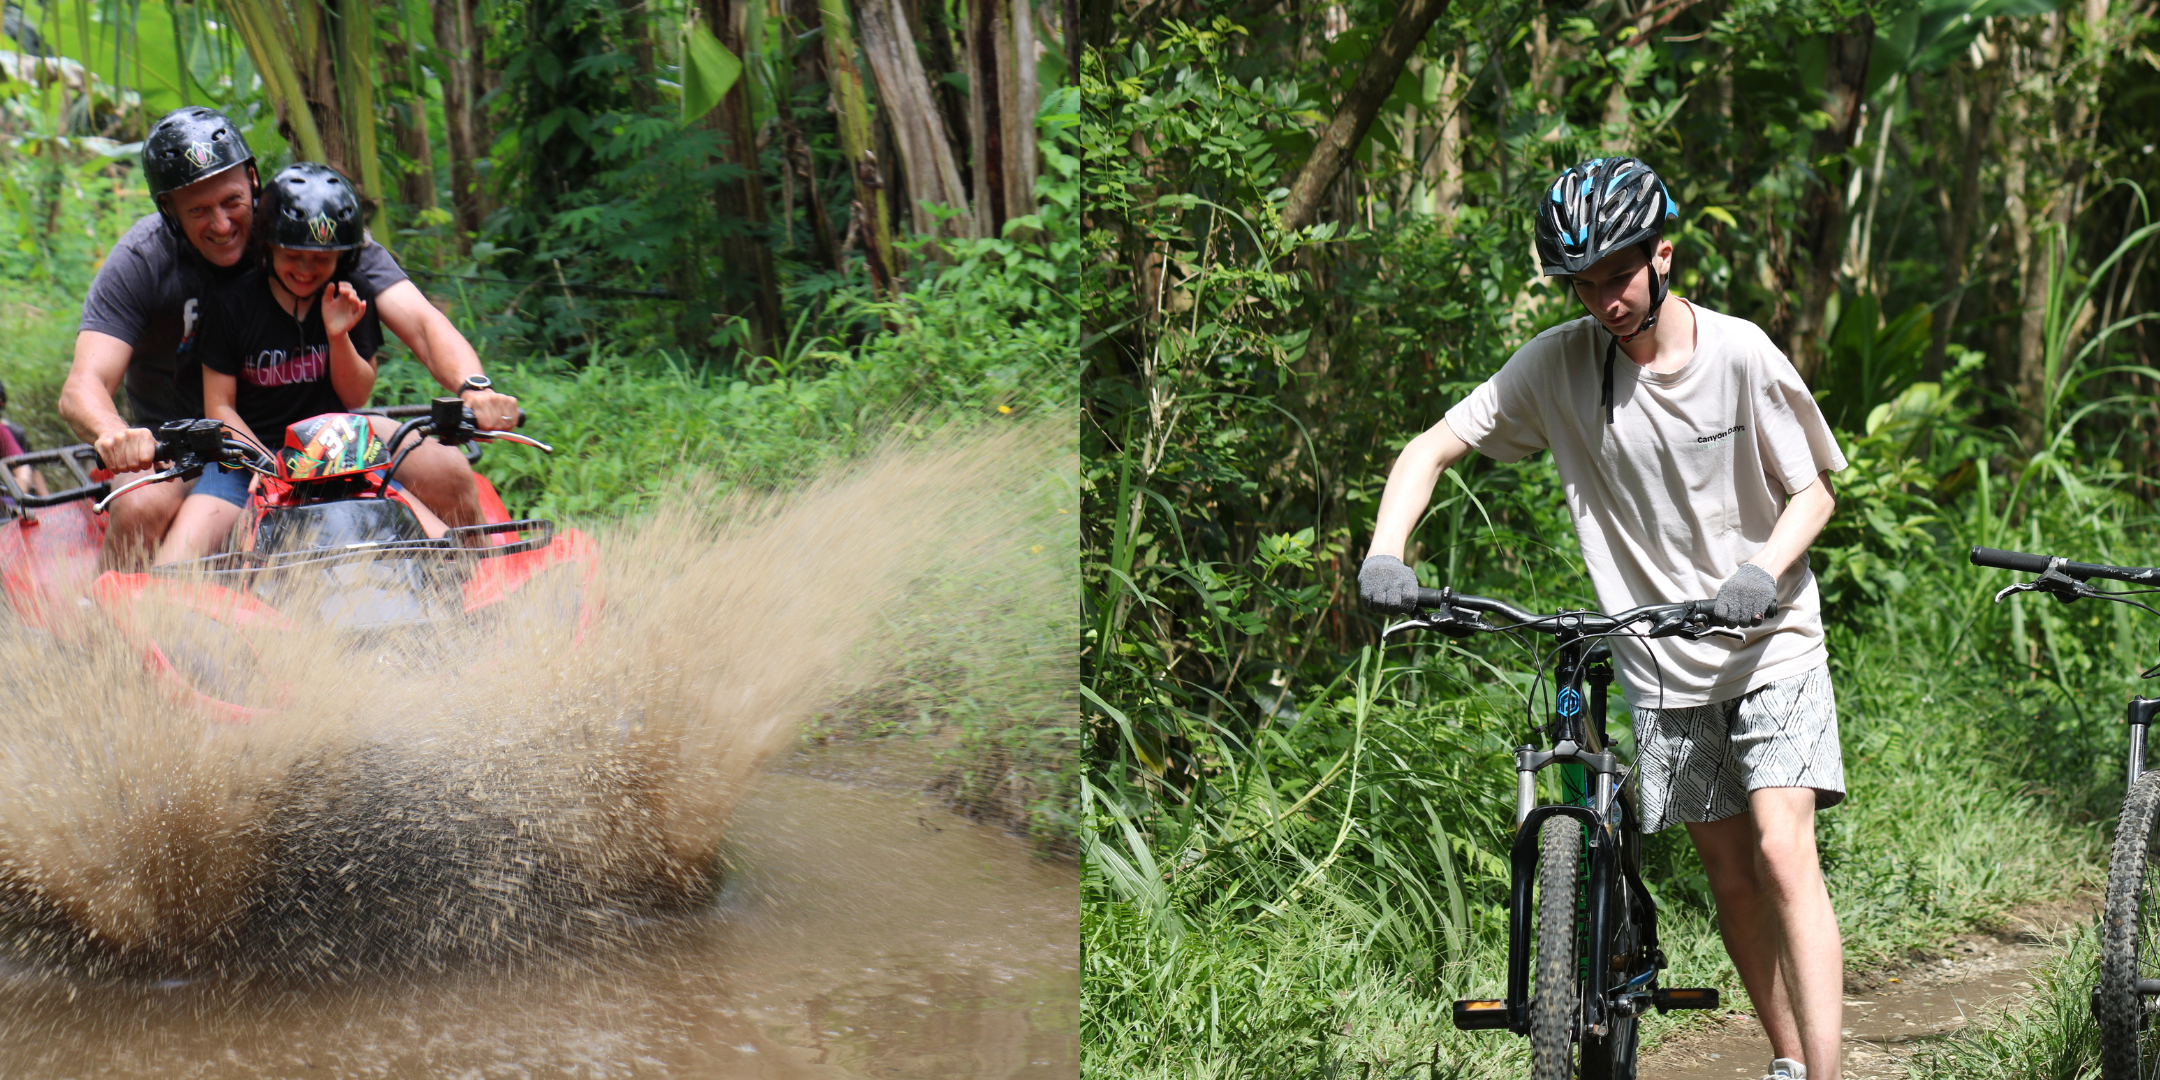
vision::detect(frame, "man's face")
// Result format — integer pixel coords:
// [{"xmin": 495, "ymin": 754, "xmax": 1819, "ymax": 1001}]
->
[
  {"xmin": 1568, "ymin": 240, "xmax": 1673, "ymax": 337},
  {"xmin": 270, "ymin": 247, "xmax": 341, "ymax": 299},
  {"xmin": 164, "ymin": 165, "xmax": 254, "ymax": 267}
]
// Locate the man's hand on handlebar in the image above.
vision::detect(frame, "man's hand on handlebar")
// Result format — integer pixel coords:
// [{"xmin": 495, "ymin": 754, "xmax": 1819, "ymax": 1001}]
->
[
  {"xmin": 93, "ymin": 426, "xmax": 159, "ymax": 475},
  {"xmin": 1358, "ymin": 554, "xmax": 1422, "ymax": 613},
  {"xmin": 460, "ymin": 388, "xmax": 520, "ymax": 431},
  {"xmin": 1713, "ymin": 563, "xmax": 1779, "ymax": 627}
]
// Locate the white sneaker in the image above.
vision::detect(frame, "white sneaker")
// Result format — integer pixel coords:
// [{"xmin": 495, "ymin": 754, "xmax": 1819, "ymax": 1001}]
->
[{"xmin": 1763, "ymin": 1059, "xmax": 1807, "ymax": 1080}]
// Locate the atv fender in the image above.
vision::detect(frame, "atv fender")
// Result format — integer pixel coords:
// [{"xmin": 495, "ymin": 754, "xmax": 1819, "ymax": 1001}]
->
[{"xmin": 92, "ymin": 573, "xmax": 297, "ymax": 724}]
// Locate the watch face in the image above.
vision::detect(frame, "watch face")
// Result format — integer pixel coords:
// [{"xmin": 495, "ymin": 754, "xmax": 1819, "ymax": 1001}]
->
[{"xmin": 461, "ymin": 376, "xmax": 492, "ymax": 392}]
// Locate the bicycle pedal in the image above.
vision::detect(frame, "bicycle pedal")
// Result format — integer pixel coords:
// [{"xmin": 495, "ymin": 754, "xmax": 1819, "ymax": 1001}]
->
[
  {"xmin": 1652, "ymin": 987, "xmax": 1719, "ymax": 1012},
  {"xmin": 1451, "ymin": 999, "xmax": 1512, "ymax": 1030}
]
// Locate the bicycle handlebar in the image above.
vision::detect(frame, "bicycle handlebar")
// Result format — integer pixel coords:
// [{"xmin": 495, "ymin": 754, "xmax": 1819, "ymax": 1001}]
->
[
  {"xmin": 1390, "ymin": 586, "xmax": 1736, "ymax": 640},
  {"xmin": 1970, "ymin": 546, "xmax": 2160, "ymax": 587}
]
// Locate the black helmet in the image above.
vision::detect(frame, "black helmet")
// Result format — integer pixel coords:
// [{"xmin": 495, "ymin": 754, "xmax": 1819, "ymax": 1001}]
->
[
  {"xmin": 143, "ymin": 107, "xmax": 255, "ymax": 204},
  {"xmin": 262, "ymin": 163, "xmax": 363, "ymax": 249},
  {"xmin": 1535, "ymin": 157, "xmax": 1678, "ymax": 279},
  {"xmin": 258, "ymin": 164, "xmax": 365, "ymax": 290}
]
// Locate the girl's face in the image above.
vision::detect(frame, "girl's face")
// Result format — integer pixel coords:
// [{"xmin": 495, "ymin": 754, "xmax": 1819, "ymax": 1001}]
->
[{"xmin": 271, "ymin": 247, "xmax": 341, "ymax": 299}]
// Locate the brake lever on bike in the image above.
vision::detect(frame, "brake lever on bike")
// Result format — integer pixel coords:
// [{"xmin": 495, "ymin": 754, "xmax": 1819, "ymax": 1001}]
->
[
  {"xmin": 1679, "ymin": 624, "xmax": 1748, "ymax": 641},
  {"xmin": 1994, "ymin": 560, "xmax": 2098, "ymax": 605},
  {"xmin": 1382, "ymin": 603, "xmax": 1486, "ymax": 638}
]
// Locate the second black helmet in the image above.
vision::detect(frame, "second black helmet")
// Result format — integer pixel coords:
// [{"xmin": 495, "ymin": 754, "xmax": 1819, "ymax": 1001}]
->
[
  {"xmin": 261, "ymin": 163, "xmax": 364, "ymax": 252},
  {"xmin": 143, "ymin": 107, "xmax": 255, "ymax": 200}
]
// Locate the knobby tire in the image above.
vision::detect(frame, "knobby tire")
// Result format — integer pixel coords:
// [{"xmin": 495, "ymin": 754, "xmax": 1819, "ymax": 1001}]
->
[
  {"xmin": 2101, "ymin": 769, "xmax": 2160, "ymax": 1080},
  {"xmin": 1531, "ymin": 814, "xmax": 1584, "ymax": 1080}
]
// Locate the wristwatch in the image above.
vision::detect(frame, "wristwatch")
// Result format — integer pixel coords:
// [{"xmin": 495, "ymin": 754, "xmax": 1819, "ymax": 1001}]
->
[{"xmin": 457, "ymin": 374, "xmax": 492, "ymax": 395}]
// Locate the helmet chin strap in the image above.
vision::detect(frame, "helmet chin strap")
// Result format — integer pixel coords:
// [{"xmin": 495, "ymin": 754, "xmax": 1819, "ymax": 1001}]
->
[
  {"xmin": 1596, "ymin": 262, "xmax": 1669, "ymax": 425},
  {"xmin": 1614, "ymin": 263, "xmax": 1670, "ymax": 344}
]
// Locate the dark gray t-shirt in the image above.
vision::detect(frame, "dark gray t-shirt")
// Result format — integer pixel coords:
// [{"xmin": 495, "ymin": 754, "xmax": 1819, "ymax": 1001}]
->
[{"xmin": 78, "ymin": 213, "xmax": 408, "ymax": 426}]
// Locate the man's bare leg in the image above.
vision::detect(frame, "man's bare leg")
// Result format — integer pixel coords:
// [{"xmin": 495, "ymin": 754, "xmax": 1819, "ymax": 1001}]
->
[
  {"xmin": 100, "ymin": 474, "xmax": 188, "ymax": 571},
  {"xmin": 1687, "ymin": 788, "xmax": 1843, "ymax": 1077},
  {"xmin": 366, "ymin": 417, "xmax": 482, "ymax": 529}
]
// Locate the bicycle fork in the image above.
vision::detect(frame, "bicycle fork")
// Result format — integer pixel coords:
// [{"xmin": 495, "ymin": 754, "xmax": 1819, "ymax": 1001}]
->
[{"xmin": 1454, "ymin": 642, "xmax": 1719, "ymax": 1034}]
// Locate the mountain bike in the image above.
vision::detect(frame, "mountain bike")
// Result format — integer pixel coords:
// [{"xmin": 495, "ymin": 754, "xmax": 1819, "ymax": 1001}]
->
[
  {"xmin": 1971, "ymin": 545, "xmax": 2160, "ymax": 1080},
  {"xmin": 1384, "ymin": 586, "xmax": 1725, "ymax": 1080}
]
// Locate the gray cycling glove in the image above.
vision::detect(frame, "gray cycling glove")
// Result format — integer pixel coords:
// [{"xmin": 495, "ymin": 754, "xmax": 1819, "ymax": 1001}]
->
[
  {"xmin": 1713, "ymin": 563, "xmax": 1779, "ymax": 626},
  {"xmin": 1358, "ymin": 554, "xmax": 1421, "ymax": 613}
]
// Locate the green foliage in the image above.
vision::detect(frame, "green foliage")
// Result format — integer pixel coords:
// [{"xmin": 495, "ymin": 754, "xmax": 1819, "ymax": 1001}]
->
[{"xmin": 1082, "ymin": 0, "xmax": 2160, "ymax": 1071}]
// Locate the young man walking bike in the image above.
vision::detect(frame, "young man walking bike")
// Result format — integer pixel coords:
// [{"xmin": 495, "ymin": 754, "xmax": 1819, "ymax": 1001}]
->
[{"xmin": 1359, "ymin": 157, "xmax": 1849, "ymax": 1080}]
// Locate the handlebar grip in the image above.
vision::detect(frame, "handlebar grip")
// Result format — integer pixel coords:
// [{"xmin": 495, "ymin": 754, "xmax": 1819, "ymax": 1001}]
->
[
  {"xmin": 1413, "ymin": 587, "xmax": 1448, "ymax": 608},
  {"xmin": 1971, "ymin": 546, "xmax": 2051, "ymax": 573}
]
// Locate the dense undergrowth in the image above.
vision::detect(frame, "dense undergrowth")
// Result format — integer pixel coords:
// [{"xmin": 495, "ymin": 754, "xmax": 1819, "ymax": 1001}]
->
[{"xmin": 1078, "ymin": 12, "xmax": 2160, "ymax": 1076}]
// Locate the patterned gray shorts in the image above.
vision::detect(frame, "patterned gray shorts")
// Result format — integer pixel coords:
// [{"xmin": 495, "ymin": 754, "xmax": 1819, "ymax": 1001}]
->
[{"xmin": 1630, "ymin": 663, "xmax": 1844, "ymax": 835}]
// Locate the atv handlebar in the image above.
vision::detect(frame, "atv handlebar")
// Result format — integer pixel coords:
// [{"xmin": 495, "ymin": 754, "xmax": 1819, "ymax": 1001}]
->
[
  {"xmin": 1385, "ymin": 586, "xmax": 1744, "ymax": 642},
  {"xmin": 80, "ymin": 404, "xmax": 554, "ymax": 514}
]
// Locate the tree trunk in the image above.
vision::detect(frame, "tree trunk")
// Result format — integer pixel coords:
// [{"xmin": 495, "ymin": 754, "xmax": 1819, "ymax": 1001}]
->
[
  {"xmin": 819, "ymin": 0, "xmax": 900, "ymax": 295},
  {"xmin": 430, "ymin": 0, "xmax": 486, "ymax": 247},
  {"xmin": 855, "ymin": 0, "xmax": 972, "ymax": 239},
  {"xmin": 1005, "ymin": 0, "xmax": 1039, "ymax": 224},
  {"xmin": 1430, "ymin": 48, "xmax": 1461, "ymax": 221},
  {"xmin": 620, "ymin": 0, "xmax": 658, "ymax": 111},
  {"xmin": 965, "ymin": 0, "xmax": 1009, "ymax": 237},
  {"xmin": 700, "ymin": 0, "xmax": 786, "ymax": 354},
  {"xmin": 1281, "ymin": 0, "xmax": 1452, "ymax": 232},
  {"xmin": 383, "ymin": 38, "xmax": 438, "ymax": 216},
  {"xmin": 1924, "ymin": 50, "xmax": 2001, "ymax": 379},
  {"xmin": 1785, "ymin": 16, "xmax": 1873, "ymax": 385}
]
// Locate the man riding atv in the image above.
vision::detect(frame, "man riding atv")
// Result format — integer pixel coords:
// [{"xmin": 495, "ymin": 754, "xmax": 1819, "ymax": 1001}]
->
[
  {"xmin": 59, "ymin": 105, "xmax": 519, "ymax": 568},
  {"xmin": 162, "ymin": 162, "xmax": 462, "ymax": 561}
]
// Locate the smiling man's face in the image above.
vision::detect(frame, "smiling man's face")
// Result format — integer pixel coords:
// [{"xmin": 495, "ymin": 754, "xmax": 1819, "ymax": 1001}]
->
[{"xmin": 164, "ymin": 166, "xmax": 254, "ymax": 268}]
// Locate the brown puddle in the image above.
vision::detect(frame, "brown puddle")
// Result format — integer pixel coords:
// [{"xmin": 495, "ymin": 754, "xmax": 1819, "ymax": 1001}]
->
[
  {"xmin": 0, "ymin": 421, "xmax": 1080, "ymax": 1078},
  {"xmin": 0, "ymin": 767, "xmax": 1079, "ymax": 1078}
]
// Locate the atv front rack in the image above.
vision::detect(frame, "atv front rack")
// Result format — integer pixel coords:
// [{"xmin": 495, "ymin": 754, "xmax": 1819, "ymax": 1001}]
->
[
  {"xmin": 148, "ymin": 519, "xmax": 556, "ymax": 580},
  {"xmin": 0, "ymin": 444, "xmax": 111, "ymax": 515}
]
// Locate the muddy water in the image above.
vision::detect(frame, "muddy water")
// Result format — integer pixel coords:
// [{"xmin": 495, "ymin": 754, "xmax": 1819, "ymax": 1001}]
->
[
  {"xmin": 0, "ymin": 421, "xmax": 1079, "ymax": 1077},
  {"xmin": 0, "ymin": 765, "xmax": 1078, "ymax": 1078}
]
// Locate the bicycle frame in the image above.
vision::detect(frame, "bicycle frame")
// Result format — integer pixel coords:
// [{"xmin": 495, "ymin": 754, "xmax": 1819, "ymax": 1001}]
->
[{"xmin": 1499, "ymin": 637, "xmax": 1669, "ymax": 1037}]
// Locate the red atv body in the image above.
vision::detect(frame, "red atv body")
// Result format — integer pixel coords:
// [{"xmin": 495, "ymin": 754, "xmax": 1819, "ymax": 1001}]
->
[{"xmin": 0, "ymin": 403, "xmax": 597, "ymax": 721}]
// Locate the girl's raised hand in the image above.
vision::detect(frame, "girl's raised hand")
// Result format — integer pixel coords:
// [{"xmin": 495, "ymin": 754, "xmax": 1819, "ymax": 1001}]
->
[{"xmin": 323, "ymin": 281, "xmax": 368, "ymax": 337}]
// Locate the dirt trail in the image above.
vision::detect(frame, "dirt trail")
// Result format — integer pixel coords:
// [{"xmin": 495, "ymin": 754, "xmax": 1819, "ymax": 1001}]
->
[{"xmin": 1640, "ymin": 897, "xmax": 2094, "ymax": 1079}]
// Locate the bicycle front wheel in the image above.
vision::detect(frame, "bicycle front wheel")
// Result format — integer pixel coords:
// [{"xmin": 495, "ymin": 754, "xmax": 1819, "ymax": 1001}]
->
[
  {"xmin": 1530, "ymin": 814, "xmax": 1585, "ymax": 1080},
  {"xmin": 2101, "ymin": 769, "xmax": 2160, "ymax": 1080}
]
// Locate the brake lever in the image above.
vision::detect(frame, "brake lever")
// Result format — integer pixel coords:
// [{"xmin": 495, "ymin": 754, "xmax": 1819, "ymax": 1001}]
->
[
  {"xmin": 1680, "ymin": 625, "xmax": 1747, "ymax": 641},
  {"xmin": 474, "ymin": 430, "xmax": 554, "ymax": 454},
  {"xmin": 94, "ymin": 465, "xmax": 188, "ymax": 513},
  {"xmin": 1994, "ymin": 562, "xmax": 2095, "ymax": 605},
  {"xmin": 1383, "ymin": 604, "xmax": 1486, "ymax": 638}
]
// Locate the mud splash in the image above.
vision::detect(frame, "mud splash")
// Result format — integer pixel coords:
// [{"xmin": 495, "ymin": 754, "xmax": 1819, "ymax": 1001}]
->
[{"xmin": 0, "ymin": 416, "xmax": 1074, "ymax": 986}]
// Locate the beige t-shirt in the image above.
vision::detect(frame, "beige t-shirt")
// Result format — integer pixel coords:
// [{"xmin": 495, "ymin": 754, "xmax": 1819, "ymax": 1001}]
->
[{"xmin": 1443, "ymin": 303, "xmax": 1848, "ymax": 707}]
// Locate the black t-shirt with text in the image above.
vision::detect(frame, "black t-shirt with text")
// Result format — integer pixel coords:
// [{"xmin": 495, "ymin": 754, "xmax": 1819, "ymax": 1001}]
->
[
  {"xmin": 196, "ymin": 266, "xmax": 385, "ymax": 443},
  {"xmin": 77, "ymin": 214, "xmax": 407, "ymax": 425}
]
